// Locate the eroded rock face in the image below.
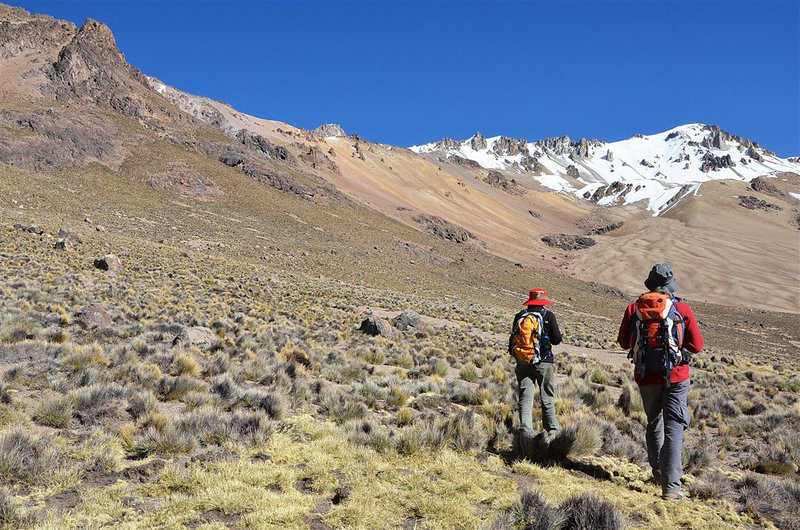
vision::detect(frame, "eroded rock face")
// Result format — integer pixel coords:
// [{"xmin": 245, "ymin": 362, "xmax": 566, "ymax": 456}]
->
[
  {"xmin": 541, "ymin": 234, "xmax": 596, "ymax": 250},
  {"xmin": 493, "ymin": 136, "xmax": 528, "ymax": 157},
  {"xmin": 749, "ymin": 176, "xmax": 785, "ymax": 198},
  {"xmin": 413, "ymin": 214, "xmax": 473, "ymax": 244},
  {"xmin": 312, "ymin": 123, "xmax": 346, "ymax": 138},
  {"xmin": 0, "ymin": 109, "xmax": 123, "ymax": 171},
  {"xmin": 0, "ymin": 8, "xmax": 75, "ymax": 60},
  {"xmin": 142, "ymin": 165, "xmax": 223, "ymax": 199},
  {"xmin": 484, "ymin": 170, "xmax": 523, "ymax": 195},
  {"xmin": 738, "ymin": 196, "xmax": 782, "ymax": 212},
  {"xmin": 470, "ymin": 132, "xmax": 487, "ymax": 151},
  {"xmin": 48, "ymin": 19, "xmax": 152, "ymax": 120},
  {"xmin": 701, "ymin": 153, "xmax": 735, "ymax": 172},
  {"xmin": 298, "ymin": 145, "xmax": 340, "ymax": 174}
]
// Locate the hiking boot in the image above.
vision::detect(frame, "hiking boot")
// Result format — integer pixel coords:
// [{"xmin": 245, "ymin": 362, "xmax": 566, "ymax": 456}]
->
[{"xmin": 661, "ymin": 492, "xmax": 685, "ymax": 502}]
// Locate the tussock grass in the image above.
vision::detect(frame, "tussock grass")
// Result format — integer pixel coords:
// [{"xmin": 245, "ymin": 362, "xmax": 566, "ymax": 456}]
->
[{"xmin": 0, "ymin": 217, "xmax": 797, "ymax": 528}]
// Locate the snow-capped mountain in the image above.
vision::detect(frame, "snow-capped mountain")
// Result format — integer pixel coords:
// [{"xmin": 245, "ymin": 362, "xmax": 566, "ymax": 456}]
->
[{"xmin": 410, "ymin": 124, "xmax": 800, "ymax": 215}]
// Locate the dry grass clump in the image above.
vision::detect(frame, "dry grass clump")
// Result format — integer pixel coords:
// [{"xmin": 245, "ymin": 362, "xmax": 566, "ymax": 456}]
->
[
  {"xmin": 559, "ymin": 492, "xmax": 625, "ymax": 530},
  {"xmin": 0, "ymin": 222, "xmax": 798, "ymax": 528},
  {"xmin": 32, "ymin": 394, "xmax": 73, "ymax": 428},
  {"xmin": 0, "ymin": 431, "xmax": 63, "ymax": 487}
]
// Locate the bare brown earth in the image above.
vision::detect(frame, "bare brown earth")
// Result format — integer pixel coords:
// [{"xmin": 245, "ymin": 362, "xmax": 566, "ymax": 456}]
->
[{"xmin": 191, "ymin": 99, "xmax": 800, "ymax": 314}]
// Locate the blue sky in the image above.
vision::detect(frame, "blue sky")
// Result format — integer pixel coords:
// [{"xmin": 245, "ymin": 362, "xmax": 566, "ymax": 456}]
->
[{"xmin": 14, "ymin": 0, "xmax": 800, "ymax": 156}]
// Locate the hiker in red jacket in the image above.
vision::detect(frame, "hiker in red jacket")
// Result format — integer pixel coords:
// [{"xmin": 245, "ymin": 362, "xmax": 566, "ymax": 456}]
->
[{"xmin": 617, "ymin": 264, "xmax": 703, "ymax": 502}]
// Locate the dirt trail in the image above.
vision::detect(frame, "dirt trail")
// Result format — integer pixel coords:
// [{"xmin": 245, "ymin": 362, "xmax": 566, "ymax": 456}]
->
[{"xmin": 360, "ymin": 307, "xmax": 629, "ymax": 367}]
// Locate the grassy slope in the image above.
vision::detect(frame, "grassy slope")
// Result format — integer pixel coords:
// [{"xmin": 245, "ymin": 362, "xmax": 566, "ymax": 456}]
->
[{"xmin": 1, "ymin": 176, "xmax": 799, "ymax": 528}]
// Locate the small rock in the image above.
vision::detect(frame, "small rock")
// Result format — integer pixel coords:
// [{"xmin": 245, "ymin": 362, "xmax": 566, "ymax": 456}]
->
[
  {"xmin": 358, "ymin": 315, "xmax": 397, "ymax": 338},
  {"xmin": 13, "ymin": 223, "xmax": 42, "ymax": 234},
  {"xmin": 75, "ymin": 303, "xmax": 113, "ymax": 328},
  {"xmin": 96, "ymin": 225, "xmax": 105, "ymax": 232},
  {"xmin": 54, "ymin": 238, "xmax": 74, "ymax": 251},
  {"xmin": 172, "ymin": 326, "xmax": 217, "ymax": 349},
  {"xmin": 93, "ymin": 254, "xmax": 123, "ymax": 275},
  {"xmin": 392, "ymin": 309, "xmax": 423, "ymax": 331}
]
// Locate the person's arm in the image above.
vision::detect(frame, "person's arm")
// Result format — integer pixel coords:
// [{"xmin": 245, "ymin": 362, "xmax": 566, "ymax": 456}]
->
[
  {"xmin": 617, "ymin": 304, "xmax": 636, "ymax": 349},
  {"xmin": 546, "ymin": 311, "xmax": 562, "ymax": 345},
  {"xmin": 508, "ymin": 311, "xmax": 521, "ymax": 354},
  {"xmin": 678, "ymin": 303, "xmax": 704, "ymax": 353}
]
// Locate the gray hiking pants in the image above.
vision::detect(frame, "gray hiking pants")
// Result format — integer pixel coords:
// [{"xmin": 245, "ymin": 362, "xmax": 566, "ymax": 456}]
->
[
  {"xmin": 516, "ymin": 362, "xmax": 559, "ymax": 435},
  {"xmin": 639, "ymin": 379, "xmax": 691, "ymax": 495}
]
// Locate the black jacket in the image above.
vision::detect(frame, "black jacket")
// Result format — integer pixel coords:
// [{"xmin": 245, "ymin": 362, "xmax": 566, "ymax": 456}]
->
[{"xmin": 508, "ymin": 307, "xmax": 562, "ymax": 363}]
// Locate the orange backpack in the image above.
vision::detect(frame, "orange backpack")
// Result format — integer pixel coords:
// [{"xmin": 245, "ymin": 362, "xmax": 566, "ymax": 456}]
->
[
  {"xmin": 631, "ymin": 292, "xmax": 685, "ymax": 384},
  {"xmin": 511, "ymin": 310, "xmax": 547, "ymax": 365}
]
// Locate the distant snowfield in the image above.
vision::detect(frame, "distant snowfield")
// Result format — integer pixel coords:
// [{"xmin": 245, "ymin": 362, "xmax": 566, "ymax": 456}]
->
[{"xmin": 410, "ymin": 124, "xmax": 800, "ymax": 215}]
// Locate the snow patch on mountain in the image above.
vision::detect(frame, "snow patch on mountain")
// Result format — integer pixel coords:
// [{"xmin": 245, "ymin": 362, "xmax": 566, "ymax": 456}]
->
[{"xmin": 410, "ymin": 124, "xmax": 800, "ymax": 215}]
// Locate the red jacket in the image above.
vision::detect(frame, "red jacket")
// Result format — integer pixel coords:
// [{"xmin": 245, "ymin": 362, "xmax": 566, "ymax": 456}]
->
[{"xmin": 617, "ymin": 299, "xmax": 703, "ymax": 385}]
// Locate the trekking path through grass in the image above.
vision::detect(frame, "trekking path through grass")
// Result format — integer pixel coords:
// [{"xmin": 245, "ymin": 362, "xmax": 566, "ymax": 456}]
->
[{"xmin": 361, "ymin": 306, "xmax": 629, "ymax": 400}]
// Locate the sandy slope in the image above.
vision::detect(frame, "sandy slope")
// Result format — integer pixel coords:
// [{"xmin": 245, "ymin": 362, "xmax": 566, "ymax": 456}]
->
[
  {"xmin": 570, "ymin": 180, "xmax": 800, "ymax": 312},
  {"xmin": 153, "ymin": 97, "xmax": 800, "ymax": 314}
]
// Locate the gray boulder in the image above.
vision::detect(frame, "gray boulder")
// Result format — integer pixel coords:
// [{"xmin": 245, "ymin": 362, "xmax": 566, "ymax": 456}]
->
[
  {"xmin": 358, "ymin": 315, "xmax": 397, "ymax": 338},
  {"xmin": 93, "ymin": 254, "xmax": 123, "ymax": 275},
  {"xmin": 172, "ymin": 326, "xmax": 217, "ymax": 349},
  {"xmin": 75, "ymin": 303, "xmax": 113, "ymax": 328},
  {"xmin": 392, "ymin": 309, "xmax": 423, "ymax": 331}
]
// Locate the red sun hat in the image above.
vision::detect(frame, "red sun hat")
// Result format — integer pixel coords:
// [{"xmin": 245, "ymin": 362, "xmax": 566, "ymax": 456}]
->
[{"xmin": 523, "ymin": 288, "xmax": 552, "ymax": 306}]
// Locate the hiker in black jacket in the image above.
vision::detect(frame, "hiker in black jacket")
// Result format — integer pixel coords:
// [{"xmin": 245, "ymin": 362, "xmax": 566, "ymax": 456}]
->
[{"xmin": 508, "ymin": 288, "xmax": 563, "ymax": 439}]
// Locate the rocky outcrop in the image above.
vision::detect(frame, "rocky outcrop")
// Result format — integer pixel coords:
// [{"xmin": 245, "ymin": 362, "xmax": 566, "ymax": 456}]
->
[
  {"xmin": 749, "ymin": 176, "xmax": 785, "ymax": 198},
  {"xmin": 141, "ymin": 165, "xmax": 222, "ymax": 198},
  {"xmin": 535, "ymin": 135, "xmax": 572, "ymax": 155},
  {"xmin": 588, "ymin": 181, "xmax": 631, "ymax": 203},
  {"xmin": 566, "ymin": 165, "xmax": 580, "ymax": 178},
  {"xmin": 701, "ymin": 126, "xmax": 729, "ymax": 150},
  {"xmin": 738, "ymin": 196, "xmax": 782, "ymax": 211},
  {"xmin": 413, "ymin": 214, "xmax": 473, "ymax": 244},
  {"xmin": 484, "ymin": 170, "xmax": 523, "ymax": 195},
  {"xmin": 298, "ymin": 145, "xmax": 340, "ymax": 174},
  {"xmin": 0, "ymin": 7, "xmax": 75, "ymax": 60},
  {"xmin": 746, "ymin": 146, "xmax": 763, "ymax": 162},
  {"xmin": 448, "ymin": 154, "xmax": 481, "ymax": 168},
  {"xmin": 433, "ymin": 138, "xmax": 460, "ymax": 151},
  {"xmin": 0, "ymin": 109, "xmax": 123, "ymax": 171},
  {"xmin": 235, "ymin": 131, "xmax": 295, "ymax": 165},
  {"xmin": 701, "ymin": 153, "xmax": 735, "ymax": 172},
  {"xmin": 47, "ymin": 19, "xmax": 154, "ymax": 121},
  {"xmin": 470, "ymin": 132, "xmax": 487, "ymax": 151},
  {"xmin": 541, "ymin": 235, "xmax": 596, "ymax": 250},
  {"xmin": 312, "ymin": 123, "xmax": 346, "ymax": 138},
  {"xmin": 574, "ymin": 138, "xmax": 590, "ymax": 159},
  {"xmin": 492, "ymin": 136, "xmax": 528, "ymax": 156}
]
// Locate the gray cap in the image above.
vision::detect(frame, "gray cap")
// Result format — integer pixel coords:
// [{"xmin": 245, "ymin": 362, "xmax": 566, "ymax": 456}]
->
[{"xmin": 644, "ymin": 263, "xmax": 678, "ymax": 294}]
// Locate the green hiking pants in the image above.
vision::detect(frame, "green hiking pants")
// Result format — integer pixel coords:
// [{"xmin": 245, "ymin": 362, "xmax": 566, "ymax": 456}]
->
[{"xmin": 516, "ymin": 362, "xmax": 559, "ymax": 435}]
